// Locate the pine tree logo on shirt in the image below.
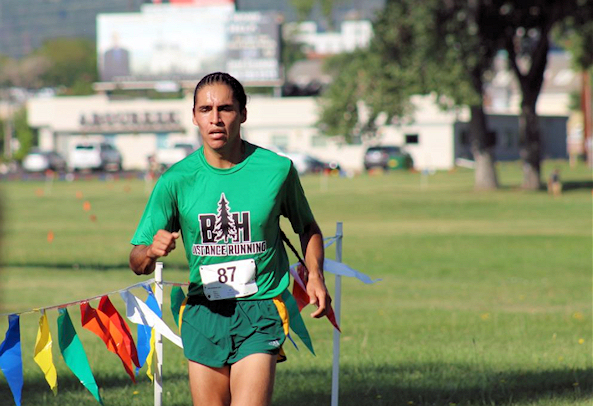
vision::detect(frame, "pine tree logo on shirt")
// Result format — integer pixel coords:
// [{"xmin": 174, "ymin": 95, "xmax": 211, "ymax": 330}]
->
[
  {"xmin": 193, "ymin": 193, "xmax": 267, "ymax": 257},
  {"xmin": 214, "ymin": 194, "xmax": 236, "ymax": 243}
]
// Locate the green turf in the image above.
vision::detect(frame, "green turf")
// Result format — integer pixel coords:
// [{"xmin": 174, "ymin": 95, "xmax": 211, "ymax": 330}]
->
[{"xmin": 0, "ymin": 160, "xmax": 591, "ymax": 406}]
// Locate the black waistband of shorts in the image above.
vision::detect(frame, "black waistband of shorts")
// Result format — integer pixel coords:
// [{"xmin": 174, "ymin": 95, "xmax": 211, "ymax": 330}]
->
[{"xmin": 186, "ymin": 295, "xmax": 211, "ymax": 306}]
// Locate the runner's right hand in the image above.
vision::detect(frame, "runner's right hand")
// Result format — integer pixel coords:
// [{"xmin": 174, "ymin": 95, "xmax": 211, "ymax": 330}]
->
[{"xmin": 147, "ymin": 230, "xmax": 179, "ymax": 259}]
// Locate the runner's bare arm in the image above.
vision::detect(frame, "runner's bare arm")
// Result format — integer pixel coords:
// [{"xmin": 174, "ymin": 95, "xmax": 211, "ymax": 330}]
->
[
  {"xmin": 129, "ymin": 230, "xmax": 179, "ymax": 275},
  {"xmin": 299, "ymin": 221, "xmax": 331, "ymax": 318}
]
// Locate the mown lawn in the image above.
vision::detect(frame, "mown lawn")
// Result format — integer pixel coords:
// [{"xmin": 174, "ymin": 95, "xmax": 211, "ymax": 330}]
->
[{"xmin": 0, "ymin": 160, "xmax": 591, "ymax": 406}]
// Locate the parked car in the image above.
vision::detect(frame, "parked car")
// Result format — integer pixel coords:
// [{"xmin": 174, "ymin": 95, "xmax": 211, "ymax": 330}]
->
[
  {"xmin": 272, "ymin": 148, "xmax": 339, "ymax": 175},
  {"xmin": 155, "ymin": 142, "xmax": 197, "ymax": 170},
  {"xmin": 22, "ymin": 149, "xmax": 67, "ymax": 172},
  {"xmin": 363, "ymin": 145, "xmax": 413, "ymax": 171},
  {"xmin": 69, "ymin": 142, "xmax": 122, "ymax": 172}
]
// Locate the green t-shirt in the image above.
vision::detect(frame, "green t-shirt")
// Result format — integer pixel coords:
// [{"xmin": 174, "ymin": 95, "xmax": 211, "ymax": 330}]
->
[{"xmin": 131, "ymin": 141, "xmax": 315, "ymax": 300}]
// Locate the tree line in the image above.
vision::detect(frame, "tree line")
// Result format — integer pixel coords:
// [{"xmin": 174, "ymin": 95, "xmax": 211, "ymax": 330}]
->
[
  {"xmin": 317, "ymin": 0, "xmax": 592, "ymax": 190},
  {"xmin": 0, "ymin": 38, "xmax": 97, "ymax": 95}
]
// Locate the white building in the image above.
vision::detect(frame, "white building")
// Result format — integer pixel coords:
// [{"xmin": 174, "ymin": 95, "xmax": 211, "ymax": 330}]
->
[
  {"xmin": 377, "ymin": 93, "xmax": 569, "ymax": 170},
  {"xmin": 26, "ymin": 88, "xmax": 572, "ymax": 174},
  {"xmin": 283, "ymin": 20, "xmax": 373, "ymax": 56},
  {"xmin": 26, "ymin": 93, "xmax": 365, "ymax": 172}
]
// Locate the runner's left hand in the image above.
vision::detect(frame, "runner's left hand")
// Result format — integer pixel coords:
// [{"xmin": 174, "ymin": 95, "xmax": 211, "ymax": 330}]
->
[{"xmin": 306, "ymin": 275, "xmax": 331, "ymax": 318}]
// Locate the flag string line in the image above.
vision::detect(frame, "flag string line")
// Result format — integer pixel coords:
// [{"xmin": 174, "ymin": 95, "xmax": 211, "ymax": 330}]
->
[
  {"xmin": 0, "ymin": 279, "xmax": 156, "ymax": 317},
  {"xmin": 0, "ymin": 236, "xmax": 339, "ymax": 318},
  {"xmin": 161, "ymin": 281, "xmax": 189, "ymax": 287}
]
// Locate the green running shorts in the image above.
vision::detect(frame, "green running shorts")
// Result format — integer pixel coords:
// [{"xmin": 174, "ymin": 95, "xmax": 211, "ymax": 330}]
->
[{"xmin": 181, "ymin": 296, "xmax": 286, "ymax": 367}]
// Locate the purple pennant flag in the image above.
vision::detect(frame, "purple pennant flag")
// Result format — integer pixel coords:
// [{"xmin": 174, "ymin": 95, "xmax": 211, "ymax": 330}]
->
[{"xmin": 0, "ymin": 314, "xmax": 23, "ymax": 406}]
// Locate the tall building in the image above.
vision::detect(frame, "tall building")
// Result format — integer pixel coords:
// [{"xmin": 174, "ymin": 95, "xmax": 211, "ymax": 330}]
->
[
  {"xmin": 0, "ymin": 0, "xmax": 386, "ymax": 59},
  {"xmin": 0, "ymin": 0, "xmax": 148, "ymax": 59}
]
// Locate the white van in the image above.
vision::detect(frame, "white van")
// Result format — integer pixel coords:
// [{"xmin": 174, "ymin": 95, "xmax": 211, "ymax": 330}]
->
[{"xmin": 69, "ymin": 142, "xmax": 123, "ymax": 172}]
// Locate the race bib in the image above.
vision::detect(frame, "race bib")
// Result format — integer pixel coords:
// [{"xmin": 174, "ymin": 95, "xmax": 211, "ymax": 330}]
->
[{"xmin": 199, "ymin": 259, "xmax": 258, "ymax": 301}]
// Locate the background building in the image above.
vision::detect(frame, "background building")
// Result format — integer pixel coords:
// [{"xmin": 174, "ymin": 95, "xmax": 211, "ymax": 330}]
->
[
  {"xmin": 0, "ymin": 0, "xmax": 386, "ymax": 59},
  {"xmin": 0, "ymin": 0, "xmax": 148, "ymax": 59}
]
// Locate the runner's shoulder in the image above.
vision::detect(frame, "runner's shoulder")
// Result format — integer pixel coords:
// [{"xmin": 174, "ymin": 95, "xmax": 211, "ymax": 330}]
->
[{"xmin": 250, "ymin": 143, "xmax": 293, "ymax": 171}]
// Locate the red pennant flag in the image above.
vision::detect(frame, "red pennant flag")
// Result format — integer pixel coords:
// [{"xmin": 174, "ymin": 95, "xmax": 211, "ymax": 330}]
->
[
  {"xmin": 98, "ymin": 296, "xmax": 140, "ymax": 368},
  {"xmin": 292, "ymin": 265, "xmax": 309, "ymax": 311},
  {"xmin": 80, "ymin": 301, "xmax": 136, "ymax": 382},
  {"xmin": 292, "ymin": 282, "xmax": 309, "ymax": 312},
  {"xmin": 292, "ymin": 265, "xmax": 341, "ymax": 332}
]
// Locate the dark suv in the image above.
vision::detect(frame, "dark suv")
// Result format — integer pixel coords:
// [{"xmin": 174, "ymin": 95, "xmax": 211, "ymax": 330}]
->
[{"xmin": 363, "ymin": 145, "xmax": 413, "ymax": 171}]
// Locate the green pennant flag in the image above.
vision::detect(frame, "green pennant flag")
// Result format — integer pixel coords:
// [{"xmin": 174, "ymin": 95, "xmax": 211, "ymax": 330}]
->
[
  {"xmin": 170, "ymin": 286, "xmax": 186, "ymax": 328},
  {"xmin": 57, "ymin": 308, "xmax": 103, "ymax": 405},
  {"xmin": 281, "ymin": 289, "xmax": 315, "ymax": 355}
]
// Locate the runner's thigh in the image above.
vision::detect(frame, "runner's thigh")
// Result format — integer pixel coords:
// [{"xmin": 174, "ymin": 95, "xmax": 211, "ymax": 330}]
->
[
  {"xmin": 188, "ymin": 360, "xmax": 231, "ymax": 406},
  {"xmin": 229, "ymin": 353, "xmax": 277, "ymax": 406}
]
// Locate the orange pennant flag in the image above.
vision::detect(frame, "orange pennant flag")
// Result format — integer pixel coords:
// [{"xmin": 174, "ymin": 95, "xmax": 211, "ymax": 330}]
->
[
  {"xmin": 80, "ymin": 301, "xmax": 136, "ymax": 382},
  {"xmin": 98, "ymin": 296, "xmax": 140, "ymax": 368}
]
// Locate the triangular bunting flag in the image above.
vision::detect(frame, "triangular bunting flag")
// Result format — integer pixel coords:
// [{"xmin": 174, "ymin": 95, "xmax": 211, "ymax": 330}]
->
[
  {"xmin": 33, "ymin": 311, "xmax": 58, "ymax": 395},
  {"xmin": 281, "ymin": 289, "xmax": 315, "ymax": 355},
  {"xmin": 80, "ymin": 301, "xmax": 135, "ymax": 382},
  {"xmin": 170, "ymin": 286, "xmax": 186, "ymax": 328},
  {"xmin": 0, "ymin": 314, "xmax": 23, "ymax": 406},
  {"xmin": 291, "ymin": 264, "xmax": 341, "ymax": 332},
  {"xmin": 119, "ymin": 290, "xmax": 182, "ymax": 348},
  {"xmin": 98, "ymin": 296, "xmax": 140, "ymax": 368},
  {"xmin": 57, "ymin": 308, "xmax": 103, "ymax": 404},
  {"xmin": 144, "ymin": 289, "xmax": 161, "ymax": 382}
]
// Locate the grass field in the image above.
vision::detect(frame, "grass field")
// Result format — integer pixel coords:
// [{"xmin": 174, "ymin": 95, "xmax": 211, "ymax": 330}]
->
[{"xmin": 0, "ymin": 160, "xmax": 592, "ymax": 406}]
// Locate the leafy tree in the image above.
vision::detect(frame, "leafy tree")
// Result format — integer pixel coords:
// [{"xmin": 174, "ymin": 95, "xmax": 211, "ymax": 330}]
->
[
  {"xmin": 320, "ymin": 0, "xmax": 501, "ymax": 189},
  {"xmin": 3, "ymin": 54, "xmax": 52, "ymax": 89},
  {"xmin": 320, "ymin": 0, "xmax": 592, "ymax": 189},
  {"xmin": 553, "ymin": 1, "xmax": 593, "ymax": 167},
  {"xmin": 0, "ymin": 38, "xmax": 97, "ymax": 94},
  {"xmin": 487, "ymin": 0, "xmax": 593, "ymax": 189},
  {"xmin": 34, "ymin": 38, "xmax": 98, "ymax": 95},
  {"xmin": 290, "ymin": 0, "xmax": 342, "ymax": 28},
  {"xmin": 291, "ymin": 0, "xmax": 316, "ymax": 21},
  {"xmin": 12, "ymin": 108, "xmax": 35, "ymax": 162},
  {"xmin": 281, "ymin": 25, "xmax": 308, "ymax": 73}
]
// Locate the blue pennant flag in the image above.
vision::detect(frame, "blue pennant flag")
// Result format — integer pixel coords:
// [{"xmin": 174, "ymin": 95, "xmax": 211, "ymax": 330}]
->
[{"xmin": 0, "ymin": 314, "xmax": 23, "ymax": 406}]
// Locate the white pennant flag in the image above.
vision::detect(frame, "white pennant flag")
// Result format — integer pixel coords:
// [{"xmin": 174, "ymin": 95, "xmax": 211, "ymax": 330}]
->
[
  {"xmin": 323, "ymin": 259, "xmax": 381, "ymax": 284},
  {"xmin": 290, "ymin": 259, "xmax": 380, "ymax": 284},
  {"xmin": 119, "ymin": 290, "xmax": 183, "ymax": 348}
]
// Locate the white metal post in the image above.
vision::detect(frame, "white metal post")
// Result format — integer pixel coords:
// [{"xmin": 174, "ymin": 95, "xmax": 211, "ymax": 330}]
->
[
  {"xmin": 154, "ymin": 262, "xmax": 164, "ymax": 406},
  {"xmin": 331, "ymin": 222, "xmax": 343, "ymax": 406}
]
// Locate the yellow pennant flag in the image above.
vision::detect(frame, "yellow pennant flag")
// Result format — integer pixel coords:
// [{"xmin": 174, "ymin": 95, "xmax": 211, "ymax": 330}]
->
[
  {"xmin": 146, "ymin": 329, "xmax": 158, "ymax": 382},
  {"xmin": 34, "ymin": 311, "xmax": 58, "ymax": 395}
]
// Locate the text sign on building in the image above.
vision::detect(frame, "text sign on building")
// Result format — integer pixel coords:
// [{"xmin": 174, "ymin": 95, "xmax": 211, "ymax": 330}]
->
[
  {"xmin": 79, "ymin": 111, "xmax": 183, "ymax": 132},
  {"xmin": 226, "ymin": 12, "xmax": 282, "ymax": 84}
]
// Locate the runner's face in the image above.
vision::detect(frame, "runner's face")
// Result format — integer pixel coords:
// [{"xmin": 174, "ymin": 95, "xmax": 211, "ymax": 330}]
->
[{"xmin": 192, "ymin": 83, "xmax": 246, "ymax": 153}]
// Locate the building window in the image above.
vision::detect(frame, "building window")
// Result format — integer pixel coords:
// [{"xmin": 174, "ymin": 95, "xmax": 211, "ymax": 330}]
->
[
  {"xmin": 487, "ymin": 130, "xmax": 497, "ymax": 147},
  {"xmin": 459, "ymin": 130, "xmax": 470, "ymax": 146},
  {"xmin": 311, "ymin": 135, "xmax": 327, "ymax": 147},
  {"xmin": 405, "ymin": 134, "xmax": 419, "ymax": 144},
  {"xmin": 271, "ymin": 134, "xmax": 289, "ymax": 149},
  {"xmin": 504, "ymin": 129, "xmax": 515, "ymax": 148}
]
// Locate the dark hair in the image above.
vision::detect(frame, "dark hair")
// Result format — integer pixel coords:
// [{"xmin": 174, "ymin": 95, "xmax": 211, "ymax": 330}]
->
[{"xmin": 193, "ymin": 72, "xmax": 247, "ymax": 112}]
